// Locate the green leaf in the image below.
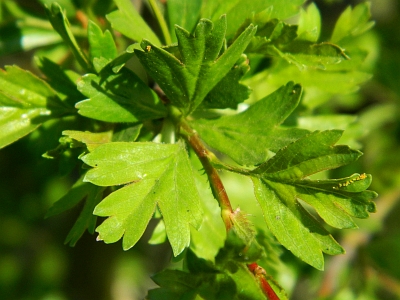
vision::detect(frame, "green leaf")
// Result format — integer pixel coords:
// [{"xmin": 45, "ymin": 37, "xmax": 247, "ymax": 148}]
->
[
  {"xmin": 331, "ymin": 2, "xmax": 375, "ymax": 44},
  {"xmin": 148, "ymin": 219, "xmax": 167, "ymax": 245},
  {"xmin": 39, "ymin": 0, "xmax": 77, "ymax": 17},
  {"xmin": 81, "ymin": 141, "xmax": 203, "ymax": 256},
  {"xmin": 105, "ymin": 43, "xmax": 140, "ymax": 73},
  {"xmin": 135, "ymin": 15, "xmax": 256, "ymax": 114},
  {"xmin": 250, "ymin": 130, "xmax": 377, "ymax": 270},
  {"xmin": 35, "ymin": 57, "xmax": 84, "ymax": 107},
  {"xmin": 76, "ymin": 67, "xmax": 167, "ymax": 122},
  {"xmin": 190, "ymin": 82, "xmax": 309, "ymax": 166},
  {"xmin": 247, "ymin": 19, "xmax": 298, "ymax": 51},
  {"xmin": 273, "ymin": 41, "xmax": 350, "ymax": 70},
  {"xmin": 297, "ymin": 114, "xmax": 364, "ymax": 149},
  {"xmin": 45, "ymin": 2, "xmax": 92, "ymax": 71},
  {"xmin": 297, "ymin": 3, "xmax": 321, "ymax": 42},
  {"xmin": 149, "ymin": 234, "xmax": 268, "ymax": 300},
  {"xmin": 167, "ymin": 0, "xmax": 202, "ymax": 43},
  {"xmin": 112, "ymin": 123, "xmax": 143, "ymax": 142},
  {"xmin": 199, "ymin": 54, "xmax": 251, "ymax": 109},
  {"xmin": 0, "ymin": 65, "xmax": 70, "ymax": 148},
  {"xmin": 202, "ymin": 0, "xmax": 305, "ymax": 39},
  {"xmin": 246, "ymin": 19, "xmax": 348, "ymax": 70},
  {"xmin": 247, "ymin": 59, "xmax": 372, "ymax": 109},
  {"xmin": 46, "ymin": 175, "xmax": 104, "ymax": 246},
  {"xmin": 0, "ymin": 22, "xmax": 62, "ymax": 56},
  {"xmin": 87, "ymin": 20, "xmax": 118, "ymax": 73},
  {"xmin": 62, "ymin": 130, "xmax": 113, "ymax": 151},
  {"xmin": 106, "ymin": 0, "xmax": 161, "ymax": 45}
]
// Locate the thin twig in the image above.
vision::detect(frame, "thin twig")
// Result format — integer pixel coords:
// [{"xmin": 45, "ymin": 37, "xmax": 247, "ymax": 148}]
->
[
  {"xmin": 248, "ymin": 263, "xmax": 280, "ymax": 300},
  {"xmin": 180, "ymin": 119, "xmax": 234, "ymax": 230}
]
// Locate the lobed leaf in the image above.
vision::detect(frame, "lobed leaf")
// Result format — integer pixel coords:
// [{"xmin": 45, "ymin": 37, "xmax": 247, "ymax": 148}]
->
[
  {"xmin": 62, "ymin": 130, "xmax": 113, "ymax": 151},
  {"xmin": 76, "ymin": 67, "xmax": 167, "ymax": 122},
  {"xmin": 297, "ymin": 3, "xmax": 321, "ymax": 42},
  {"xmin": 81, "ymin": 141, "xmax": 203, "ymax": 256},
  {"xmin": 249, "ymin": 131, "xmax": 377, "ymax": 269},
  {"xmin": 202, "ymin": 0, "xmax": 305, "ymax": 39},
  {"xmin": 247, "ymin": 59, "xmax": 372, "ymax": 109},
  {"xmin": 0, "ymin": 65, "xmax": 70, "ymax": 148},
  {"xmin": 135, "ymin": 15, "xmax": 256, "ymax": 114},
  {"xmin": 191, "ymin": 82, "xmax": 309, "ymax": 165},
  {"xmin": 87, "ymin": 21, "xmax": 118, "ymax": 73},
  {"xmin": 331, "ymin": 2, "xmax": 375, "ymax": 44},
  {"xmin": 199, "ymin": 54, "xmax": 251, "ymax": 109}
]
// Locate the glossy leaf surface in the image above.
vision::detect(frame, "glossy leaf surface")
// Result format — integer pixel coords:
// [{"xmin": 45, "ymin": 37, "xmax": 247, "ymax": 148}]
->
[
  {"xmin": 81, "ymin": 141, "xmax": 203, "ymax": 256},
  {"xmin": 191, "ymin": 82, "xmax": 309, "ymax": 165},
  {"xmin": 87, "ymin": 21, "xmax": 118, "ymax": 72},
  {"xmin": 0, "ymin": 65, "xmax": 69, "ymax": 148},
  {"xmin": 76, "ymin": 67, "xmax": 167, "ymax": 122},
  {"xmin": 135, "ymin": 16, "xmax": 256, "ymax": 114},
  {"xmin": 250, "ymin": 130, "xmax": 377, "ymax": 270}
]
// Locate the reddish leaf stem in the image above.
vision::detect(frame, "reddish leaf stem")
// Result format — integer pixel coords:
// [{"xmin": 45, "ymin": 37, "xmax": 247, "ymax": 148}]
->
[
  {"xmin": 247, "ymin": 263, "xmax": 280, "ymax": 300},
  {"xmin": 180, "ymin": 118, "xmax": 277, "ymax": 299},
  {"xmin": 180, "ymin": 120, "xmax": 234, "ymax": 231}
]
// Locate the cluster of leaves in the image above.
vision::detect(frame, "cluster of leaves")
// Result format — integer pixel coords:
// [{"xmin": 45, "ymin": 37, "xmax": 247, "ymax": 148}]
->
[{"xmin": 0, "ymin": 0, "xmax": 378, "ymax": 298}]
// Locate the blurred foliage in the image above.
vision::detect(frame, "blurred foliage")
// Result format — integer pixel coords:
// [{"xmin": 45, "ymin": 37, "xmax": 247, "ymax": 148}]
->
[{"xmin": 0, "ymin": 0, "xmax": 399, "ymax": 299}]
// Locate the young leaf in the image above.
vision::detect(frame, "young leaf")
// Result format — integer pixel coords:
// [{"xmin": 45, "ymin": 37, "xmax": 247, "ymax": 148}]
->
[
  {"xmin": 0, "ymin": 65, "xmax": 70, "ymax": 148},
  {"xmin": 149, "ymin": 234, "xmax": 269, "ymax": 300},
  {"xmin": 112, "ymin": 123, "xmax": 143, "ymax": 142},
  {"xmin": 190, "ymin": 82, "xmax": 309, "ymax": 166},
  {"xmin": 106, "ymin": 0, "xmax": 161, "ymax": 45},
  {"xmin": 87, "ymin": 21, "xmax": 118, "ymax": 73},
  {"xmin": 62, "ymin": 130, "xmax": 113, "ymax": 151},
  {"xmin": 250, "ymin": 130, "xmax": 377, "ymax": 270},
  {"xmin": 247, "ymin": 59, "xmax": 372, "ymax": 110},
  {"xmin": 81, "ymin": 141, "xmax": 203, "ymax": 256},
  {"xmin": 331, "ymin": 2, "xmax": 375, "ymax": 44},
  {"xmin": 271, "ymin": 42, "xmax": 350, "ymax": 70},
  {"xmin": 199, "ymin": 54, "xmax": 251, "ymax": 109},
  {"xmin": 297, "ymin": 3, "xmax": 321, "ymax": 42},
  {"xmin": 135, "ymin": 15, "xmax": 256, "ymax": 114},
  {"xmin": 35, "ymin": 57, "xmax": 84, "ymax": 107},
  {"xmin": 167, "ymin": 0, "xmax": 202, "ymax": 43},
  {"xmin": 46, "ymin": 175, "xmax": 104, "ymax": 246},
  {"xmin": 202, "ymin": 0, "xmax": 305, "ymax": 39},
  {"xmin": 45, "ymin": 2, "xmax": 92, "ymax": 71},
  {"xmin": 76, "ymin": 67, "xmax": 167, "ymax": 122},
  {"xmin": 104, "ymin": 43, "xmax": 140, "ymax": 73}
]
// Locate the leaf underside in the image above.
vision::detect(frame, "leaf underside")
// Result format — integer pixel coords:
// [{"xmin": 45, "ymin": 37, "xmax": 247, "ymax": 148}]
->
[{"xmin": 250, "ymin": 130, "xmax": 377, "ymax": 270}]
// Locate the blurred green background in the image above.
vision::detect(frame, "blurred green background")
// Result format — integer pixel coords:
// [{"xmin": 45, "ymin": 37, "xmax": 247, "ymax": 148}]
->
[{"xmin": 1, "ymin": 0, "xmax": 400, "ymax": 299}]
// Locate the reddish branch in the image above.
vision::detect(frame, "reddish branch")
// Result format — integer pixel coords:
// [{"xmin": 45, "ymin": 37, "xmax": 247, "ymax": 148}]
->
[
  {"xmin": 248, "ymin": 263, "xmax": 280, "ymax": 300},
  {"xmin": 180, "ymin": 120, "xmax": 234, "ymax": 230},
  {"xmin": 180, "ymin": 120, "xmax": 280, "ymax": 299}
]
